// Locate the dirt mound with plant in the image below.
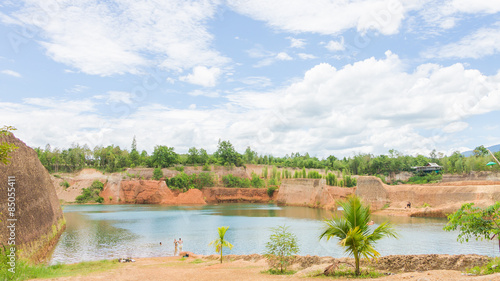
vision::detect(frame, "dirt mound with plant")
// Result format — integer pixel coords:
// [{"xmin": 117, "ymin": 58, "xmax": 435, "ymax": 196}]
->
[
  {"xmin": 370, "ymin": 254, "xmax": 490, "ymax": 272},
  {"xmin": 0, "ymin": 133, "xmax": 65, "ymax": 262},
  {"xmin": 203, "ymin": 187, "xmax": 273, "ymax": 203}
]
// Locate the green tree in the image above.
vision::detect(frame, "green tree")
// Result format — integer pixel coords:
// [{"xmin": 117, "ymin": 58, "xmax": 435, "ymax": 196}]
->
[
  {"xmin": 444, "ymin": 202, "xmax": 500, "ymax": 252},
  {"xmin": 152, "ymin": 167, "xmax": 163, "ymax": 180},
  {"xmin": 473, "ymin": 145, "xmax": 489, "ymax": 157},
  {"xmin": 319, "ymin": 195, "xmax": 398, "ymax": 276},
  {"xmin": 209, "ymin": 226, "xmax": 234, "ymax": 264},
  {"xmin": 214, "ymin": 140, "xmax": 241, "ymax": 166},
  {"xmin": 187, "ymin": 147, "xmax": 199, "ymax": 165},
  {"xmin": 0, "ymin": 126, "xmax": 18, "ymax": 165},
  {"xmin": 150, "ymin": 145, "xmax": 178, "ymax": 168},
  {"xmin": 264, "ymin": 225, "xmax": 299, "ymax": 273},
  {"xmin": 129, "ymin": 136, "xmax": 140, "ymax": 167}
]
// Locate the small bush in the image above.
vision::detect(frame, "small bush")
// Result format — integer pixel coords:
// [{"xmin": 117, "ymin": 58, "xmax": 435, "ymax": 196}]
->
[
  {"xmin": 53, "ymin": 174, "xmax": 61, "ymax": 178},
  {"xmin": 326, "ymin": 173, "xmax": 337, "ymax": 186},
  {"xmin": 60, "ymin": 180, "xmax": 70, "ymax": 189},
  {"xmin": 307, "ymin": 171, "xmax": 321, "ymax": 179},
  {"xmin": 202, "ymin": 162, "xmax": 211, "ymax": 171},
  {"xmin": 174, "ymin": 166, "xmax": 184, "ymax": 172},
  {"xmin": 267, "ymin": 186, "xmax": 278, "ymax": 197},
  {"xmin": 222, "ymin": 174, "xmax": 250, "ymax": 188},
  {"xmin": 75, "ymin": 180, "xmax": 104, "ymax": 203},
  {"xmin": 152, "ymin": 167, "xmax": 163, "ymax": 180},
  {"xmin": 467, "ymin": 257, "xmax": 500, "ymax": 275},
  {"xmin": 251, "ymin": 173, "xmax": 265, "ymax": 188}
]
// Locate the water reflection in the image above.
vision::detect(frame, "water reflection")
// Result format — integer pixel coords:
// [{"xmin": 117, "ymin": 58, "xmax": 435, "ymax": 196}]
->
[{"xmin": 50, "ymin": 204, "xmax": 500, "ymax": 264}]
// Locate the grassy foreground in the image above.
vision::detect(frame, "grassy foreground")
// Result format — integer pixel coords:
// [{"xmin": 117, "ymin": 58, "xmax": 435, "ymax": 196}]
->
[{"xmin": 0, "ymin": 259, "xmax": 119, "ymax": 281}]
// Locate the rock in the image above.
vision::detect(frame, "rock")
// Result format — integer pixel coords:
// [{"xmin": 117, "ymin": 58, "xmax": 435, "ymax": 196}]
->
[{"xmin": 0, "ymin": 133, "xmax": 65, "ymax": 262}]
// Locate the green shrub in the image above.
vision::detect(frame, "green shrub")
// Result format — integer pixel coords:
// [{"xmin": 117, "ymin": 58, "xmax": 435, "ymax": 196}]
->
[
  {"xmin": 262, "ymin": 166, "xmax": 268, "ymax": 179},
  {"xmin": 267, "ymin": 186, "xmax": 278, "ymax": 197},
  {"xmin": 53, "ymin": 174, "xmax": 61, "ymax": 178},
  {"xmin": 293, "ymin": 170, "xmax": 301, "ymax": 178},
  {"xmin": 467, "ymin": 257, "xmax": 500, "ymax": 275},
  {"xmin": 75, "ymin": 180, "xmax": 104, "ymax": 203},
  {"xmin": 60, "ymin": 180, "xmax": 70, "ymax": 189},
  {"xmin": 167, "ymin": 172, "xmax": 214, "ymax": 190},
  {"xmin": 174, "ymin": 166, "xmax": 184, "ymax": 172},
  {"xmin": 406, "ymin": 173, "xmax": 442, "ymax": 184},
  {"xmin": 222, "ymin": 174, "xmax": 250, "ymax": 188},
  {"xmin": 263, "ymin": 225, "xmax": 299, "ymax": 274},
  {"xmin": 307, "ymin": 171, "xmax": 321, "ymax": 179},
  {"xmin": 326, "ymin": 173, "xmax": 337, "ymax": 186},
  {"xmin": 202, "ymin": 162, "xmax": 211, "ymax": 171},
  {"xmin": 152, "ymin": 167, "xmax": 163, "ymax": 180},
  {"xmin": 343, "ymin": 175, "xmax": 357, "ymax": 187},
  {"xmin": 302, "ymin": 167, "xmax": 306, "ymax": 178},
  {"xmin": 251, "ymin": 173, "xmax": 265, "ymax": 188}
]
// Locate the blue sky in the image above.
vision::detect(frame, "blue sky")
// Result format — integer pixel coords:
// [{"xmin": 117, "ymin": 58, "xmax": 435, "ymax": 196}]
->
[{"xmin": 1, "ymin": 0, "xmax": 499, "ymax": 158}]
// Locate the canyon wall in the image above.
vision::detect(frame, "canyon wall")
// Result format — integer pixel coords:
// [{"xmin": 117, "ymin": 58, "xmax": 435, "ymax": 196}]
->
[
  {"xmin": 276, "ymin": 178, "xmax": 353, "ymax": 209},
  {"xmin": 0, "ymin": 134, "xmax": 65, "ymax": 262}
]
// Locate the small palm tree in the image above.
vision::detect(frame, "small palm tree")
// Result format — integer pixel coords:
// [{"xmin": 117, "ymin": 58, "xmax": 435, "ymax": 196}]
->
[
  {"xmin": 209, "ymin": 226, "xmax": 234, "ymax": 264},
  {"xmin": 319, "ymin": 195, "xmax": 398, "ymax": 276}
]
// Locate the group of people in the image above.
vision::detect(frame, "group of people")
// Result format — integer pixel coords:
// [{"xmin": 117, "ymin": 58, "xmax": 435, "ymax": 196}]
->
[{"xmin": 160, "ymin": 238, "xmax": 183, "ymax": 255}]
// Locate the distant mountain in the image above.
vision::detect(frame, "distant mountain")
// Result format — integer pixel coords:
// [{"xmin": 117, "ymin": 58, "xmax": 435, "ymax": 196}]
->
[{"xmin": 462, "ymin": 144, "xmax": 500, "ymax": 157}]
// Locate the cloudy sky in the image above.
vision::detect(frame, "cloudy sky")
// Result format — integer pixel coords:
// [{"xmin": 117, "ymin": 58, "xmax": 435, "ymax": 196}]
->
[{"xmin": 1, "ymin": 0, "xmax": 499, "ymax": 158}]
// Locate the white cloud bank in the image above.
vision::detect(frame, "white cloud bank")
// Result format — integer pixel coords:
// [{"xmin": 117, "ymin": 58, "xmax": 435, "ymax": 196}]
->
[
  {"xmin": 5, "ymin": 0, "xmax": 229, "ymax": 76},
  {"xmin": 3, "ymin": 51, "xmax": 500, "ymax": 157},
  {"xmin": 180, "ymin": 66, "xmax": 222, "ymax": 87},
  {"xmin": 1, "ymin": 69, "xmax": 21, "ymax": 78}
]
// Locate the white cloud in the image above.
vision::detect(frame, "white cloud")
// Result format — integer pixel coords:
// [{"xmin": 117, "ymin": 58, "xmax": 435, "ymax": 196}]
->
[
  {"xmin": 4, "ymin": 52, "xmax": 500, "ymax": 157},
  {"xmin": 276, "ymin": 52, "xmax": 292, "ymax": 61},
  {"xmin": 65, "ymin": 84, "xmax": 88, "ymax": 94},
  {"xmin": 5, "ymin": 1, "xmax": 229, "ymax": 76},
  {"xmin": 254, "ymin": 52, "xmax": 293, "ymax": 67},
  {"xmin": 1, "ymin": 69, "xmax": 21, "ymax": 78},
  {"xmin": 424, "ymin": 24, "xmax": 500, "ymax": 59},
  {"xmin": 227, "ymin": 0, "xmax": 409, "ymax": 35},
  {"xmin": 442, "ymin": 122, "xmax": 469, "ymax": 133},
  {"xmin": 288, "ymin": 37, "xmax": 306, "ymax": 48},
  {"xmin": 240, "ymin": 76, "xmax": 272, "ymax": 88},
  {"xmin": 187, "ymin": 89, "xmax": 220, "ymax": 98},
  {"xmin": 297, "ymin": 53, "xmax": 317, "ymax": 60},
  {"xmin": 180, "ymin": 66, "xmax": 222, "ymax": 87},
  {"xmin": 325, "ymin": 38, "xmax": 345, "ymax": 51}
]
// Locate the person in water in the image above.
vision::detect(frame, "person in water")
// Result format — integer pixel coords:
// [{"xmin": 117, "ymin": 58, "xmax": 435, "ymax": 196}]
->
[
  {"xmin": 174, "ymin": 239, "xmax": 178, "ymax": 255},
  {"xmin": 178, "ymin": 238, "xmax": 183, "ymax": 252}
]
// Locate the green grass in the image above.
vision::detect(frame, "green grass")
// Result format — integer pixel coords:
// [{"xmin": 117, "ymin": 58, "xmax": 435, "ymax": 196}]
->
[
  {"xmin": 189, "ymin": 259, "xmax": 205, "ymax": 264},
  {"xmin": 467, "ymin": 257, "xmax": 500, "ymax": 275},
  {"xmin": 260, "ymin": 269, "xmax": 297, "ymax": 275},
  {"xmin": 0, "ymin": 259, "xmax": 120, "ymax": 281}
]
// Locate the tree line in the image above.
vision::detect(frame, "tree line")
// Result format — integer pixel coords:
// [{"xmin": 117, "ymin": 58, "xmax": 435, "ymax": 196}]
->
[{"xmin": 33, "ymin": 137, "xmax": 500, "ymax": 175}]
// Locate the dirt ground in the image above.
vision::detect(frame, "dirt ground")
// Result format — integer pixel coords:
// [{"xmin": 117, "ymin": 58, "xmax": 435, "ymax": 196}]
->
[{"xmin": 30, "ymin": 255, "xmax": 500, "ymax": 281}]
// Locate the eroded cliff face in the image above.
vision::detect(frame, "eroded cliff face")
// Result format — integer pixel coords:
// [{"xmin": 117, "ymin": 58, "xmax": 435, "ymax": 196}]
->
[
  {"xmin": 276, "ymin": 179, "xmax": 354, "ymax": 209},
  {"xmin": 100, "ymin": 180, "xmax": 274, "ymax": 205},
  {"xmin": 357, "ymin": 176, "xmax": 500, "ymax": 217},
  {"xmin": 0, "ymin": 134, "xmax": 65, "ymax": 262}
]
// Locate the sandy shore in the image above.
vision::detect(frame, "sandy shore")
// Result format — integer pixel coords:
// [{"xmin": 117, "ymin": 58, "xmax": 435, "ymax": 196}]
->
[{"xmin": 30, "ymin": 254, "xmax": 500, "ymax": 281}]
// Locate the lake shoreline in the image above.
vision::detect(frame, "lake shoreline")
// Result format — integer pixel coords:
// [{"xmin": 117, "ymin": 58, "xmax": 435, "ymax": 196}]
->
[{"xmin": 34, "ymin": 253, "xmax": 500, "ymax": 281}]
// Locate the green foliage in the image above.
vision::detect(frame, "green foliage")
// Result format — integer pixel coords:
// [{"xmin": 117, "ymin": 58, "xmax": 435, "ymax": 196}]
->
[
  {"xmin": 444, "ymin": 202, "xmax": 500, "ymax": 251},
  {"xmin": 268, "ymin": 177, "xmax": 280, "ymax": 186},
  {"xmin": 251, "ymin": 172, "xmax": 265, "ymax": 188},
  {"xmin": 322, "ymin": 265, "xmax": 383, "ymax": 278},
  {"xmin": 343, "ymin": 175, "xmax": 357, "ymax": 188},
  {"xmin": 222, "ymin": 174, "xmax": 250, "ymax": 188},
  {"xmin": 202, "ymin": 162, "xmax": 211, "ymax": 171},
  {"xmin": 261, "ymin": 269, "xmax": 297, "ymax": 275},
  {"xmin": 209, "ymin": 226, "xmax": 234, "ymax": 264},
  {"xmin": 167, "ymin": 172, "xmax": 214, "ymax": 190},
  {"xmin": 214, "ymin": 140, "xmax": 243, "ymax": 166},
  {"xmin": 422, "ymin": 202, "xmax": 431, "ymax": 208},
  {"xmin": 264, "ymin": 225, "xmax": 299, "ymax": 274},
  {"xmin": 293, "ymin": 170, "xmax": 301, "ymax": 178},
  {"xmin": 302, "ymin": 167, "xmax": 307, "ymax": 178},
  {"xmin": 326, "ymin": 173, "xmax": 337, "ymax": 186},
  {"xmin": 152, "ymin": 167, "xmax": 163, "ymax": 180},
  {"xmin": 307, "ymin": 170, "xmax": 321, "ymax": 179},
  {"xmin": 406, "ymin": 173, "xmax": 442, "ymax": 184},
  {"xmin": 75, "ymin": 180, "xmax": 104, "ymax": 203},
  {"xmin": 0, "ymin": 246, "xmax": 119, "ymax": 281},
  {"xmin": 150, "ymin": 145, "xmax": 178, "ymax": 168},
  {"xmin": 0, "ymin": 126, "xmax": 18, "ymax": 165},
  {"xmin": 319, "ymin": 195, "xmax": 398, "ymax": 276},
  {"xmin": 53, "ymin": 174, "xmax": 61, "ymax": 178},
  {"xmin": 467, "ymin": 257, "xmax": 500, "ymax": 275},
  {"xmin": 267, "ymin": 186, "xmax": 278, "ymax": 197},
  {"xmin": 60, "ymin": 181, "xmax": 70, "ymax": 189},
  {"xmin": 174, "ymin": 166, "xmax": 184, "ymax": 172},
  {"xmin": 262, "ymin": 166, "xmax": 268, "ymax": 179}
]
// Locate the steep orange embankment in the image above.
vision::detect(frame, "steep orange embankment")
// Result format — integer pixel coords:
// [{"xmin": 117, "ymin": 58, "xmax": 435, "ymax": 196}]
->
[
  {"xmin": 100, "ymin": 180, "xmax": 274, "ymax": 205},
  {"xmin": 357, "ymin": 176, "xmax": 500, "ymax": 217},
  {"xmin": 276, "ymin": 178, "xmax": 354, "ymax": 209}
]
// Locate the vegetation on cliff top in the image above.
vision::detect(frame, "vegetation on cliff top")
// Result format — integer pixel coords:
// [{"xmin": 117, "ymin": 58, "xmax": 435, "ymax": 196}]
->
[{"xmin": 0, "ymin": 126, "xmax": 18, "ymax": 165}]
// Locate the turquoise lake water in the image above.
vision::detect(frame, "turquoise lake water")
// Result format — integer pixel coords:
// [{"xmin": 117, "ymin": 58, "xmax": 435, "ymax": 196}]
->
[{"xmin": 50, "ymin": 204, "xmax": 500, "ymax": 264}]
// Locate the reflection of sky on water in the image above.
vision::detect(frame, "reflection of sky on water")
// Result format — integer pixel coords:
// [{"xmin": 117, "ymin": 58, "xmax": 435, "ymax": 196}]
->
[{"xmin": 50, "ymin": 204, "xmax": 500, "ymax": 264}]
